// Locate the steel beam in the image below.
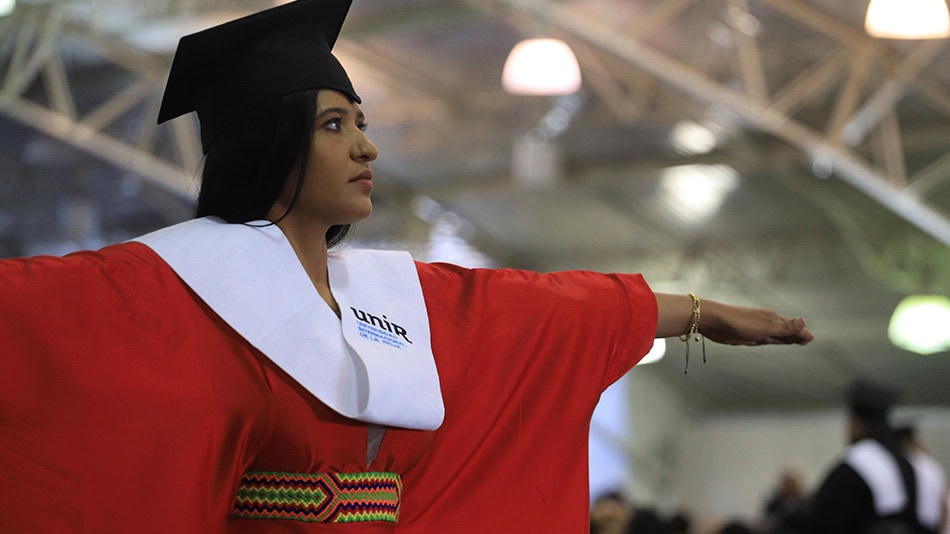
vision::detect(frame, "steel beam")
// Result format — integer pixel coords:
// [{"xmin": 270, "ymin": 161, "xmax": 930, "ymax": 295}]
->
[
  {"xmin": 569, "ymin": 40, "xmax": 646, "ymax": 123},
  {"xmin": 727, "ymin": 0, "xmax": 769, "ymax": 104},
  {"xmin": 841, "ymin": 40, "xmax": 947, "ymax": 146},
  {"xmin": 0, "ymin": 96, "xmax": 195, "ymax": 198},
  {"xmin": 826, "ymin": 42, "xmax": 876, "ymax": 140},
  {"xmin": 81, "ymin": 78, "xmax": 155, "ymax": 130},
  {"xmin": 41, "ymin": 47, "xmax": 77, "ymax": 119},
  {"xmin": 872, "ymin": 110, "xmax": 906, "ymax": 187},
  {"xmin": 908, "ymin": 153, "xmax": 950, "ymax": 197},
  {"xmin": 768, "ymin": 48, "xmax": 847, "ymax": 116},
  {"xmin": 625, "ymin": 0, "xmax": 696, "ymax": 41}
]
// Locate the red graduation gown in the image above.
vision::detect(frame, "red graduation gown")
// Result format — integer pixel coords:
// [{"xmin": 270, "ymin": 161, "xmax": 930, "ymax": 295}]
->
[{"xmin": 0, "ymin": 242, "xmax": 656, "ymax": 532}]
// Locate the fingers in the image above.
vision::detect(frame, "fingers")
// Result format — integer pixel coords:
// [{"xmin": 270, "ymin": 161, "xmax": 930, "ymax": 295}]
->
[
  {"xmin": 769, "ymin": 316, "xmax": 814, "ymax": 345},
  {"xmin": 786, "ymin": 317, "xmax": 814, "ymax": 345},
  {"xmin": 747, "ymin": 313, "xmax": 814, "ymax": 346}
]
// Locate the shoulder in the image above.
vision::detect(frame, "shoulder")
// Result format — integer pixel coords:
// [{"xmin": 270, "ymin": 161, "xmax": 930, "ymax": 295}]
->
[
  {"xmin": 814, "ymin": 460, "xmax": 873, "ymax": 509},
  {"xmin": 823, "ymin": 461, "xmax": 868, "ymax": 487},
  {"xmin": 0, "ymin": 242, "xmax": 174, "ymax": 300},
  {"xmin": 1, "ymin": 241, "xmax": 165, "ymax": 274}
]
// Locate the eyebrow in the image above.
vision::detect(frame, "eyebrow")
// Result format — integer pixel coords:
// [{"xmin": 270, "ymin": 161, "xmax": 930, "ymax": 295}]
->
[{"xmin": 316, "ymin": 107, "xmax": 365, "ymax": 122}]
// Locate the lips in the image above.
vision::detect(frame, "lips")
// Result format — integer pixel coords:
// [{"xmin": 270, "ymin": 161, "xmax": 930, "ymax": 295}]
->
[{"xmin": 350, "ymin": 170, "xmax": 373, "ymax": 183}]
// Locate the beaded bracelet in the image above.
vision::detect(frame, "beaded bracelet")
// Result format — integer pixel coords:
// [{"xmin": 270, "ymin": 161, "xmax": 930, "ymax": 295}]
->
[{"xmin": 680, "ymin": 293, "xmax": 706, "ymax": 374}]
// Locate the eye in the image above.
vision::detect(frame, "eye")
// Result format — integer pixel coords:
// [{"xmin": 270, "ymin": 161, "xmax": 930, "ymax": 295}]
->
[
  {"xmin": 324, "ymin": 117, "xmax": 343, "ymax": 131},
  {"xmin": 357, "ymin": 122, "xmax": 369, "ymax": 133}
]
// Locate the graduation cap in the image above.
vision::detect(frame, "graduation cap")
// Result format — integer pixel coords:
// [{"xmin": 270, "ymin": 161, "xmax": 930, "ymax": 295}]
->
[
  {"xmin": 847, "ymin": 379, "xmax": 899, "ymax": 420},
  {"xmin": 157, "ymin": 0, "xmax": 360, "ymax": 153}
]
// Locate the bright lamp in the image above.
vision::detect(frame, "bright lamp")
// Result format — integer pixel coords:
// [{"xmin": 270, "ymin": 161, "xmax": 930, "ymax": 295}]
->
[
  {"xmin": 865, "ymin": 0, "xmax": 950, "ymax": 39},
  {"xmin": 502, "ymin": 38, "xmax": 582, "ymax": 95},
  {"xmin": 888, "ymin": 295, "xmax": 950, "ymax": 355}
]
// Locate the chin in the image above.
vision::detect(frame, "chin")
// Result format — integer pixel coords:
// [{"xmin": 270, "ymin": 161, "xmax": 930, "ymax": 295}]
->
[{"xmin": 344, "ymin": 204, "xmax": 373, "ymax": 224}]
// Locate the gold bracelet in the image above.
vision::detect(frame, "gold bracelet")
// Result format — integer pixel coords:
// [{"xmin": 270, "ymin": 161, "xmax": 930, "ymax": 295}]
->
[
  {"xmin": 679, "ymin": 293, "xmax": 701, "ymax": 342},
  {"xmin": 680, "ymin": 293, "xmax": 706, "ymax": 374}
]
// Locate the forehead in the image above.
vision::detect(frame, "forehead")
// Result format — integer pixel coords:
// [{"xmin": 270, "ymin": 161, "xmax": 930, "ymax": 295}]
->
[{"xmin": 317, "ymin": 89, "xmax": 361, "ymax": 113}]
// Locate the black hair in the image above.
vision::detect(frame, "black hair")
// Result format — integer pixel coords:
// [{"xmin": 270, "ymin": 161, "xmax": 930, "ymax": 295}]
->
[
  {"xmin": 593, "ymin": 490, "xmax": 627, "ymax": 504},
  {"xmin": 196, "ymin": 88, "xmax": 350, "ymax": 247}
]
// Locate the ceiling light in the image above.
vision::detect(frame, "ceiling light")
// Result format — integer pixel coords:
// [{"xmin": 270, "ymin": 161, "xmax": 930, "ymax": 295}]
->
[
  {"xmin": 865, "ymin": 0, "xmax": 950, "ymax": 39},
  {"xmin": 670, "ymin": 120, "xmax": 718, "ymax": 155},
  {"xmin": 888, "ymin": 295, "xmax": 950, "ymax": 355},
  {"xmin": 660, "ymin": 164, "xmax": 740, "ymax": 223},
  {"xmin": 502, "ymin": 38, "xmax": 582, "ymax": 96},
  {"xmin": 0, "ymin": 0, "xmax": 14, "ymax": 17},
  {"xmin": 636, "ymin": 338, "xmax": 666, "ymax": 366}
]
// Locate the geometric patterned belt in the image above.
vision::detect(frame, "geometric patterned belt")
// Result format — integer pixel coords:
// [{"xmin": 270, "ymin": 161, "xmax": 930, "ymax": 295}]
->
[{"xmin": 232, "ymin": 471, "xmax": 402, "ymax": 523}]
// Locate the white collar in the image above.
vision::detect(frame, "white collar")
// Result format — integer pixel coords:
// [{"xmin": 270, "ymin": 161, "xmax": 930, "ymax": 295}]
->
[{"xmin": 133, "ymin": 217, "xmax": 444, "ymax": 430}]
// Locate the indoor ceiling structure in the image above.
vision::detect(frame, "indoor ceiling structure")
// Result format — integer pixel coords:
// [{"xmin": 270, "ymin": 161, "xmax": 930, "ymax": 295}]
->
[{"xmin": 0, "ymin": 0, "xmax": 947, "ymax": 414}]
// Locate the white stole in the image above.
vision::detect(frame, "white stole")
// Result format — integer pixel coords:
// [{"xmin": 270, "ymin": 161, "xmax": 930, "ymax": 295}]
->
[
  {"xmin": 907, "ymin": 449, "xmax": 947, "ymax": 529},
  {"xmin": 845, "ymin": 439, "xmax": 907, "ymax": 516},
  {"xmin": 133, "ymin": 217, "xmax": 444, "ymax": 430}
]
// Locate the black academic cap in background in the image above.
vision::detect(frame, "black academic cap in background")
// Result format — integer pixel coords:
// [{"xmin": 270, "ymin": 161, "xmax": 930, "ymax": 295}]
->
[
  {"xmin": 157, "ymin": 0, "xmax": 360, "ymax": 153},
  {"xmin": 847, "ymin": 379, "xmax": 899, "ymax": 420}
]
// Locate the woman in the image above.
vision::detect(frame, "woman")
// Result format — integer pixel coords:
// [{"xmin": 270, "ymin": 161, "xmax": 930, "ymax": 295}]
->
[{"xmin": 0, "ymin": 0, "xmax": 813, "ymax": 532}]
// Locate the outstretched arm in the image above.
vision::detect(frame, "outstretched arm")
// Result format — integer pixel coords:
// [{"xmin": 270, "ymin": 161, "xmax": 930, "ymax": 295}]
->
[{"xmin": 655, "ymin": 293, "xmax": 814, "ymax": 346}]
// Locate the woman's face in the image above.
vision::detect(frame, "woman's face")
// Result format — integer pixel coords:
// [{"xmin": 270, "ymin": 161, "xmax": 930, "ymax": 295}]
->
[{"xmin": 274, "ymin": 89, "xmax": 379, "ymax": 229}]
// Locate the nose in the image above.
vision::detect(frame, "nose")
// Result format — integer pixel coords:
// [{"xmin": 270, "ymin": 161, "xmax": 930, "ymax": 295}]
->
[{"xmin": 353, "ymin": 131, "xmax": 379, "ymax": 163}]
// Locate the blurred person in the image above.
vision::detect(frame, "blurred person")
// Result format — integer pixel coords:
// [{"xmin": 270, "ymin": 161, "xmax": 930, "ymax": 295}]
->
[
  {"xmin": 592, "ymin": 491, "xmax": 634, "ymax": 534},
  {"xmin": 762, "ymin": 469, "xmax": 806, "ymax": 531},
  {"xmin": 783, "ymin": 380, "xmax": 936, "ymax": 533},
  {"xmin": 668, "ymin": 511, "xmax": 693, "ymax": 534},
  {"xmin": 896, "ymin": 424, "xmax": 949, "ymax": 533},
  {"xmin": 625, "ymin": 506, "xmax": 670, "ymax": 534}
]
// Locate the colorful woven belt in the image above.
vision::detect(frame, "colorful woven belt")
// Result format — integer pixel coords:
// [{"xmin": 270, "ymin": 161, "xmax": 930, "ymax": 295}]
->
[{"xmin": 232, "ymin": 471, "xmax": 402, "ymax": 523}]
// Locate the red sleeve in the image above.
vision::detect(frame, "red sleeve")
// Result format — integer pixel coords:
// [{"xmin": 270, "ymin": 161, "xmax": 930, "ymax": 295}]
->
[
  {"xmin": 0, "ymin": 244, "xmax": 273, "ymax": 533},
  {"xmin": 398, "ymin": 263, "xmax": 657, "ymax": 533}
]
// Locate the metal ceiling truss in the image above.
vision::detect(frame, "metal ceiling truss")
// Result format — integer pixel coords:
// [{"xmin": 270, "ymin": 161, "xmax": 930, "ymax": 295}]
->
[
  {"xmin": 0, "ymin": 3, "xmax": 197, "ymax": 199},
  {"xmin": 476, "ymin": 0, "xmax": 950, "ymax": 245}
]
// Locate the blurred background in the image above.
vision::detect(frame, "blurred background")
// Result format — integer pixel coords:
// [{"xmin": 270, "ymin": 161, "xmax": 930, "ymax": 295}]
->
[{"xmin": 0, "ymin": 0, "xmax": 947, "ymax": 530}]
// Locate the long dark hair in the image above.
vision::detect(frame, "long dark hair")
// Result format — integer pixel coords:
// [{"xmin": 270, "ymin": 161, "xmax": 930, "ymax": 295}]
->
[{"xmin": 196, "ymin": 89, "xmax": 350, "ymax": 247}]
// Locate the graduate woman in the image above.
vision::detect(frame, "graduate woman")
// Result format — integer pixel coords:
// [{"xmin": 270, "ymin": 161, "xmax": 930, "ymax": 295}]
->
[{"xmin": 0, "ymin": 0, "xmax": 813, "ymax": 531}]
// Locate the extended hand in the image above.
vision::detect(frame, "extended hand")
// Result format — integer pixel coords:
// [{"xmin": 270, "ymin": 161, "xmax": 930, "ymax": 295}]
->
[{"xmin": 699, "ymin": 300, "xmax": 814, "ymax": 346}]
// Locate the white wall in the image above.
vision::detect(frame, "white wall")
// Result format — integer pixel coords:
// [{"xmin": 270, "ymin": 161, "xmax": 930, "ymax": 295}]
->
[{"xmin": 679, "ymin": 410, "xmax": 844, "ymax": 525}]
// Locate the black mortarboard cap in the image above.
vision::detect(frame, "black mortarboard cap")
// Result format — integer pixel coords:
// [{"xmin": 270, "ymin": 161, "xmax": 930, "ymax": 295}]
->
[
  {"xmin": 847, "ymin": 379, "xmax": 899, "ymax": 420},
  {"xmin": 157, "ymin": 0, "xmax": 360, "ymax": 153}
]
